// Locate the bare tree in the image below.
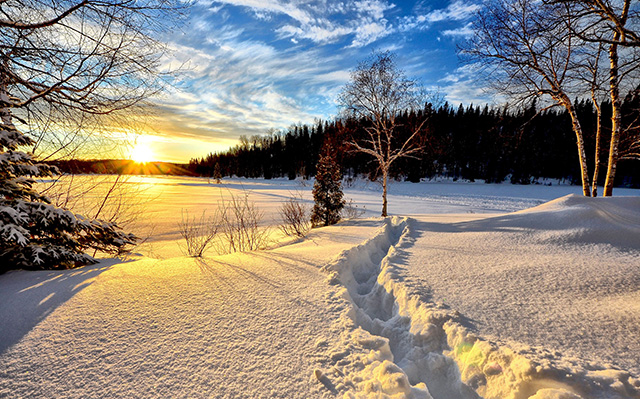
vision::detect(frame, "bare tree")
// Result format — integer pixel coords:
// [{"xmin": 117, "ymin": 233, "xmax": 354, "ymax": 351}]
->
[
  {"xmin": 464, "ymin": 0, "xmax": 595, "ymax": 196},
  {"xmin": 563, "ymin": 0, "xmax": 640, "ymax": 195},
  {"xmin": 338, "ymin": 52, "xmax": 428, "ymax": 216}
]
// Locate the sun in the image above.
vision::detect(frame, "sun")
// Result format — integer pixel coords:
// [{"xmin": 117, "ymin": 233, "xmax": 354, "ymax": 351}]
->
[{"xmin": 130, "ymin": 142, "xmax": 154, "ymax": 163}]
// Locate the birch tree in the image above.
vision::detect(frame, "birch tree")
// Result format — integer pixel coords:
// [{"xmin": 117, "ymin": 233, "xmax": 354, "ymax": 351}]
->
[
  {"xmin": 338, "ymin": 52, "xmax": 428, "ymax": 217},
  {"xmin": 566, "ymin": 0, "xmax": 640, "ymax": 195},
  {"xmin": 583, "ymin": 43, "xmax": 608, "ymax": 196},
  {"xmin": 464, "ymin": 0, "xmax": 595, "ymax": 196}
]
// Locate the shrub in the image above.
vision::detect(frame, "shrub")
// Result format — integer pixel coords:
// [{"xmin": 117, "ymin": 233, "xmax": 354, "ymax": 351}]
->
[
  {"xmin": 279, "ymin": 193, "xmax": 311, "ymax": 237},
  {"xmin": 178, "ymin": 210, "xmax": 220, "ymax": 257},
  {"xmin": 218, "ymin": 191, "xmax": 271, "ymax": 253},
  {"xmin": 341, "ymin": 199, "xmax": 366, "ymax": 220}
]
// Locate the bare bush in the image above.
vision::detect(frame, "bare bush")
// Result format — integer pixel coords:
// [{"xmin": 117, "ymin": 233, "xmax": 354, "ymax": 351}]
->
[
  {"xmin": 279, "ymin": 193, "xmax": 311, "ymax": 237},
  {"xmin": 179, "ymin": 210, "xmax": 220, "ymax": 257},
  {"xmin": 342, "ymin": 199, "xmax": 366, "ymax": 220},
  {"xmin": 218, "ymin": 191, "xmax": 271, "ymax": 253}
]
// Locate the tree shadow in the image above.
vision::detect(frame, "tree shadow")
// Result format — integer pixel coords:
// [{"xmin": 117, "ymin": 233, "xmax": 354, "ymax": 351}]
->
[
  {"xmin": 0, "ymin": 259, "xmax": 123, "ymax": 354},
  {"xmin": 317, "ymin": 373, "xmax": 339, "ymax": 395}
]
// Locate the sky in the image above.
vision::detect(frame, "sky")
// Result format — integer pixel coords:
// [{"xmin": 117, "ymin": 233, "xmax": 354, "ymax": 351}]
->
[{"xmin": 135, "ymin": 0, "xmax": 490, "ymax": 163}]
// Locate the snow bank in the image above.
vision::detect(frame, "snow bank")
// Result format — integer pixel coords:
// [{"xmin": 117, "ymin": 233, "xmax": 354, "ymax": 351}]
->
[
  {"xmin": 510, "ymin": 194, "xmax": 640, "ymax": 249},
  {"xmin": 321, "ymin": 212, "xmax": 640, "ymax": 399}
]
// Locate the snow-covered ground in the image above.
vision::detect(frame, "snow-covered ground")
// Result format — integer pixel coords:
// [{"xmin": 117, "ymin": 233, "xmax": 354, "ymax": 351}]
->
[{"xmin": 1, "ymin": 176, "xmax": 639, "ymax": 399}]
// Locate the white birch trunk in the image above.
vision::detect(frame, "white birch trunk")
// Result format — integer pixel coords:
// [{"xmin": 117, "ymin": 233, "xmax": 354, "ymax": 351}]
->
[
  {"xmin": 565, "ymin": 101, "xmax": 592, "ymax": 197},
  {"xmin": 381, "ymin": 168, "xmax": 388, "ymax": 217},
  {"xmin": 604, "ymin": 41, "xmax": 622, "ymax": 197}
]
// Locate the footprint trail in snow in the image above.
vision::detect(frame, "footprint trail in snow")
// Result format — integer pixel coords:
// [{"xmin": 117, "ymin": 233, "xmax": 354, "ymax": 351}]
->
[{"xmin": 321, "ymin": 217, "xmax": 479, "ymax": 399}]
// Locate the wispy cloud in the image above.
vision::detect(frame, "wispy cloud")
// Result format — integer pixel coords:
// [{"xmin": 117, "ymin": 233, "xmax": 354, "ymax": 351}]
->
[
  {"xmin": 140, "ymin": 0, "xmax": 492, "ymax": 162},
  {"xmin": 209, "ymin": 0, "xmax": 396, "ymax": 47},
  {"xmin": 154, "ymin": 21, "xmax": 354, "ymax": 149},
  {"xmin": 425, "ymin": 0, "xmax": 480, "ymax": 22},
  {"xmin": 439, "ymin": 64, "xmax": 497, "ymax": 105},
  {"xmin": 399, "ymin": 0, "xmax": 480, "ymax": 32}
]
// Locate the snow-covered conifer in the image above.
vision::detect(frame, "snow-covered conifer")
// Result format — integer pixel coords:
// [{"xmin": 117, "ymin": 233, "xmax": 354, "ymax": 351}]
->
[
  {"xmin": 0, "ymin": 85, "xmax": 136, "ymax": 273},
  {"xmin": 311, "ymin": 146, "xmax": 345, "ymax": 227}
]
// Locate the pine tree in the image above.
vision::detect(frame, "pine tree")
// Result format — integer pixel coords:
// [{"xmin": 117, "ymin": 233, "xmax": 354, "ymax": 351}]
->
[
  {"xmin": 0, "ymin": 91, "xmax": 137, "ymax": 273},
  {"xmin": 311, "ymin": 147, "xmax": 345, "ymax": 227},
  {"xmin": 213, "ymin": 162, "xmax": 223, "ymax": 184}
]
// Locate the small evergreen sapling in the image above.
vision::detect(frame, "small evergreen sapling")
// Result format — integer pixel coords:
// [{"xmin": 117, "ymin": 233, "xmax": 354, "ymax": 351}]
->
[
  {"xmin": 0, "ymin": 94, "xmax": 136, "ymax": 273},
  {"xmin": 311, "ymin": 147, "xmax": 345, "ymax": 227},
  {"xmin": 212, "ymin": 162, "xmax": 223, "ymax": 184}
]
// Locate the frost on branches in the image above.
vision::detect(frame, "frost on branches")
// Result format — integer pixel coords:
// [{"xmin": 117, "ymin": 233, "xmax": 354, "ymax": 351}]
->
[
  {"xmin": 311, "ymin": 147, "xmax": 345, "ymax": 227},
  {"xmin": 0, "ymin": 91, "xmax": 136, "ymax": 273}
]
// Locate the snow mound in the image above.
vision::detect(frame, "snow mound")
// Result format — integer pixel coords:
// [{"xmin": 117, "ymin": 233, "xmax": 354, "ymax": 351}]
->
[{"xmin": 464, "ymin": 194, "xmax": 640, "ymax": 249}]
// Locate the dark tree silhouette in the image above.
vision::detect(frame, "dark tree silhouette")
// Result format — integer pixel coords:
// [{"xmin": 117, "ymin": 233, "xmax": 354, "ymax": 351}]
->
[{"xmin": 311, "ymin": 146, "xmax": 345, "ymax": 227}]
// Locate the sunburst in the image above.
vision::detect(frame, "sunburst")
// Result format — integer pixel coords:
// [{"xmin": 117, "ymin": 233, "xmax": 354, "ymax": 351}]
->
[{"xmin": 130, "ymin": 142, "xmax": 154, "ymax": 163}]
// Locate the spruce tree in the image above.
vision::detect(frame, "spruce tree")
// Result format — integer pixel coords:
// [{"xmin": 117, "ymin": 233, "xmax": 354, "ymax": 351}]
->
[
  {"xmin": 0, "ymin": 95, "xmax": 137, "ymax": 273},
  {"xmin": 311, "ymin": 146, "xmax": 345, "ymax": 227},
  {"xmin": 213, "ymin": 162, "xmax": 223, "ymax": 184}
]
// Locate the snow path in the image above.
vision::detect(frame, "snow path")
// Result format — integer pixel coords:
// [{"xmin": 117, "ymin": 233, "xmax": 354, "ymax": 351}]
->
[
  {"xmin": 321, "ymin": 217, "xmax": 478, "ymax": 399},
  {"xmin": 0, "ymin": 222, "xmax": 381, "ymax": 399}
]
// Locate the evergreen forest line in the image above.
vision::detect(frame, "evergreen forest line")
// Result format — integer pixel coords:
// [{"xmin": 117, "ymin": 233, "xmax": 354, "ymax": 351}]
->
[{"xmin": 187, "ymin": 95, "xmax": 640, "ymax": 189}]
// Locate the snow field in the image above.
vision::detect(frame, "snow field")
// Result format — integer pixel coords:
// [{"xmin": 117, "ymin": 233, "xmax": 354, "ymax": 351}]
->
[
  {"xmin": 4, "ymin": 176, "xmax": 640, "ymax": 398},
  {"xmin": 0, "ymin": 221, "xmax": 383, "ymax": 399}
]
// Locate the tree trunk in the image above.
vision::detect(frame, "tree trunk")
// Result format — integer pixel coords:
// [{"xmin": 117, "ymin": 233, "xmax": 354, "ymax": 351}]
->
[
  {"xmin": 0, "ymin": 82, "xmax": 15, "ymax": 129},
  {"xmin": 381, "ymin": 169, "xmax": 388, "ymax": 217},
  {"xmin": 591, "ymin": 103, "xmax": 602, "ymax": 197},
  {"xmin": 604, "ymin": 41, "xmax": 622, "ymax": 197},
  {"xmin": 566, "ymin": 102, "xmax": 591, "ymax": 197}
]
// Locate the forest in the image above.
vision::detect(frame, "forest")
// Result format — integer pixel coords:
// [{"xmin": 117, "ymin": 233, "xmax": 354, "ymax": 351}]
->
[{"xmin": 186, "ymin": 92, "xmax": 640, "ymax": 188}]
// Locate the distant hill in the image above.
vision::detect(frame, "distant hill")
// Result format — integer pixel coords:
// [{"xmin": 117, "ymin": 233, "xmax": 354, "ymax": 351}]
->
[{"xmin": 46, "ymin": 159, "xmax": 193, "ymax": 176}]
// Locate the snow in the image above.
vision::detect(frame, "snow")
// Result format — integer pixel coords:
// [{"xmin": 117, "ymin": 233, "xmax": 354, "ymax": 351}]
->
[{"xmin": 1, "ymin": 176, "xmax": 639, "ymax": 399}]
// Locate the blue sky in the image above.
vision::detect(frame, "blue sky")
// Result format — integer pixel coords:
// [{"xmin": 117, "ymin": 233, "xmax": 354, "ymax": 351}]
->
[{"xmin": 142, "ymin": 0, "xmax": 490, "ymax": 162}]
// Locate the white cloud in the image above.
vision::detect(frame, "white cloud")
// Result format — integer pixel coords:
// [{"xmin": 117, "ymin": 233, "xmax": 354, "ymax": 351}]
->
[
  {"xmin": 424, "ymin": 0, "xmax": 480, "ymax": 23},
  {"xmin": 442, "ymin": 22, "xmax": 475, "ymax": 37},
  {"xmin": 354, "ymin": 0, "xmax": 395, "ymax": 20},
  {"xmin": 154, "ymin": 30, "xmax": 352, "ymax": 146},
  {"xmin": 210, "ymin": 0, "xmax": 314, "ymax": 25},
  {"xmin": 349, "ymin": 19, "xmax": 390, "ymax": 48},
  {"xmin": 438, "ymin": 64, "xmax": 498, "ymax": 105}
]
